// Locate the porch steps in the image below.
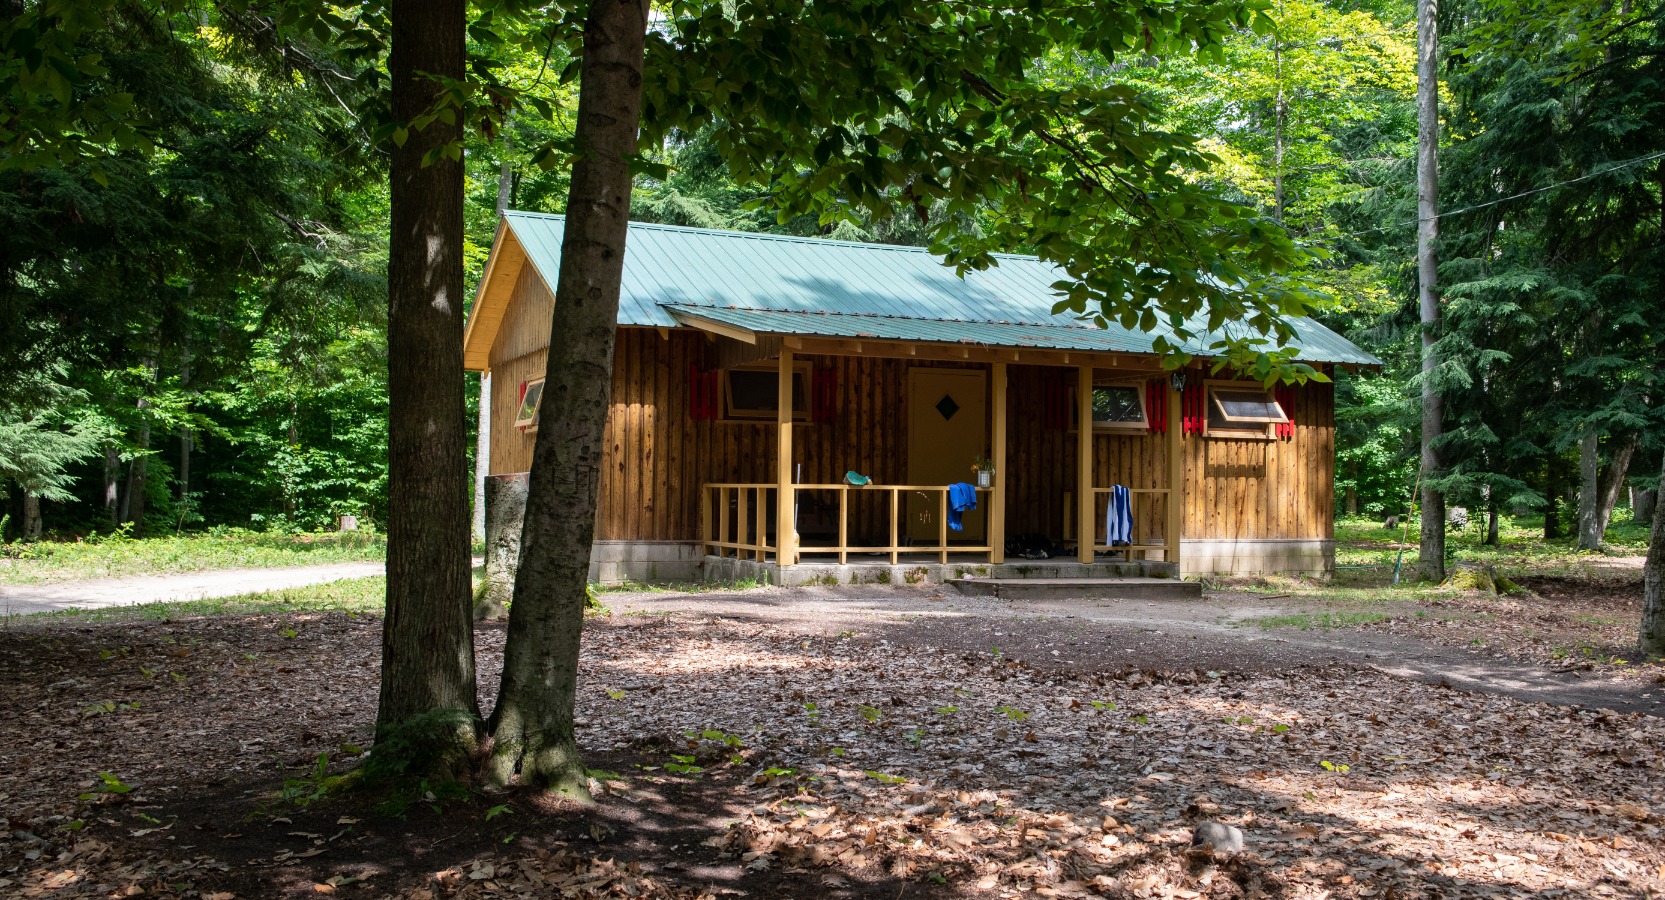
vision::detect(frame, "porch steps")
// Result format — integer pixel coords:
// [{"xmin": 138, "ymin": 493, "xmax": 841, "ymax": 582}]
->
[{"xmin": 949, "ymin": 576, "xmax": 1202, "ymax": 602}]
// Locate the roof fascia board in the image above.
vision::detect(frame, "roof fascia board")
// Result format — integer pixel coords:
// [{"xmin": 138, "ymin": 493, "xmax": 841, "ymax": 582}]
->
[
  {"xmin": 461, "ymin": 219, "xmax": 531, "ymax": 372},
  {"xmin": 667, "ymin": 308, "xmax": 757, "ymax": 344}
]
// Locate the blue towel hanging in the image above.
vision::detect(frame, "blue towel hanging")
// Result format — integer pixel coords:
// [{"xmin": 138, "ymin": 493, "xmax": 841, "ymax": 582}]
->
[
  {"xmin": 1104, "ymin": 484, "xmax": 1132, "ymax": 546},
  {"xmin": 947, "ymin": 482, "xmax": 978, "ymax": 532}
]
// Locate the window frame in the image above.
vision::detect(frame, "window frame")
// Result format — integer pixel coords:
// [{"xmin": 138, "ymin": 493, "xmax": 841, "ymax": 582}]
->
[
  {"xmin": 1075, "ymin": 381, "xmax": 1151, "ymax": 434},
  {"xmin": 721, "ymin": 361, "xmax": 814, "ymax": 422},
  {"xmin": 1203, "ymin": 380, "xmax": 1288, "ymax": 440},
  {"xmin": 515, "ymin": 378, "xmax": 545, "ymax": 431}
]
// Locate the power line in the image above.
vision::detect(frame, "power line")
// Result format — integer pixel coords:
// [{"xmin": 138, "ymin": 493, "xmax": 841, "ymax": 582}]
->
[{"xmin": 1324, "ymin": 149, "xmax": 1665, "ymax": 241}]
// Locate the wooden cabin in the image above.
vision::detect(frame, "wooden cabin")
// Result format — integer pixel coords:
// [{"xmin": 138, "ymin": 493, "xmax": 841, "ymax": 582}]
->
[{"xmin": 463, "ymin": 212, "xmax": 1381, "ymax": 585}]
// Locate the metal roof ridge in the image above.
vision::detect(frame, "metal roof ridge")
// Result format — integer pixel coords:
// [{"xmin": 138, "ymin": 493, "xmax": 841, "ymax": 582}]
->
[
  {"xmin": 657, "ymin": 302, "xmax": 1100, "ymax": 330},
  {"xmin": 503, "ymin": 210, "xmax": 1044, "ymax": 262}
]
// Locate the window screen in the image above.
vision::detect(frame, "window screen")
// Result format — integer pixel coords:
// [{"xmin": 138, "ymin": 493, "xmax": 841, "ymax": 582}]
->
[
  {"xmin": 1207, "ymin": 387, "xmax": 1288, "ymax": 431},
  {"xmin": 725, "ymin": 367, "xmax": 809, "ymax": 419},
  {"xmin": 1092, "ymin": 386, "xmax": 1146, "ymax": 427},
  {"xmin": 515, "ymin": 379, "xmax": 544, "ymax": 428}
]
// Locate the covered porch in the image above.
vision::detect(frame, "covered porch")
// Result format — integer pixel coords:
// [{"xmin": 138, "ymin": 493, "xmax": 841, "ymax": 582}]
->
[{"xmin": 692, "ymin": 333, "xmax": 1186, "ymax": 586}]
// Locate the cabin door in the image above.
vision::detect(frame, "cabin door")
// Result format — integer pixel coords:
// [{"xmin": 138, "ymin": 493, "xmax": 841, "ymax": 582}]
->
[{"xmin": 906, "ymin": 369, "xmax": 987, "ymax": 542}]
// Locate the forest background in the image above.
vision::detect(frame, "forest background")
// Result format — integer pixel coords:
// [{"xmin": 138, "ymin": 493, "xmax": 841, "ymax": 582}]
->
[{"xmin": 3, "ymin": 0, "xmax": 1661, "ymax": 554}]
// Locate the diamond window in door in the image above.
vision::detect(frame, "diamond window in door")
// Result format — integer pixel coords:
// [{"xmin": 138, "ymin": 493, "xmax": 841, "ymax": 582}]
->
[{"xmin": 935, "ymin": 393, "xmax": 960, "ymax": 420}]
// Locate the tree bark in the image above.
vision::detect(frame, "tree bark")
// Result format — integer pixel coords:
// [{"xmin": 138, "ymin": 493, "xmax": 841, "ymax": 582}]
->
[
  {"xmin": 1344, "ymin": 459, "xmax": 1358, "ymax": 516},
  {"xmin": 1638, "ymin": 453, "xmax": 1665, "ymax": 657},
  {"xmin": 21, "ymin": 492, "xmax": 41, "ymax": 540},
  {"xmin": 473, "ymin": 373, "xmax": 491, "ymax": 542},
  {"xmin": 472, "ymin": 130, "xmax": 512, "ymax": 543},
  {"xmin": 1570, "ymin": 433, "xmax": 1641, "ymax": 546},
  {"xmin": 1595, "ymin": 432, "xmax": 1638, "ymax": 539},
  {"xmin": 123, "ymin": 420, "xmax": 149, "ymax": 532},
  {"xmin": 486, "ymin": 0, "xmax": 651, "ymax": 795},
  {"xmin": 102, "ymin": 447, "xmax": 120, "ymax": 526},
  {"xmin": 476, "ymin": 472, "xmax": 527, "ymax": 621},
  {"xmin": 1485, "ymin": 501, "xmax": 1499, "ymax": 546},
  {"xmin": 1544, "ymin": 459, "xmax": 1562, "ymax": 538},
  {"xmin": 1415, "ymin": 0, "xmax": 1445, "ymax": 583},
  {"xmin": 1637, "ymin": 487, "xmax": 1658, "ymax": 526},
  {"xmin": 377, "ymin": 0, "xmax": 480, "ymax": 770}
]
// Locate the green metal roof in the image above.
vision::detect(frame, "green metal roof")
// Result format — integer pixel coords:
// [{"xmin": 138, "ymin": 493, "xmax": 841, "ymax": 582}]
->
[{"xmin": 503, "ymin": 210, "xmax": 1383, "ymax": 366}]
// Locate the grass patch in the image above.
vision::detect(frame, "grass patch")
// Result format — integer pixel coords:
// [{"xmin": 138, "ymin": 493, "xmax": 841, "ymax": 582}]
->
[
  {"xmin": 14, "ymin": 576, "xmax": 387, "ymax": 625},
  {"xmin": 1334, "ymin": 514, "xmax": 1648, "ymax": 583},
  {"xmin": 1247, "ymin": 611, "xmax": 1390, "ymax": 630},
  {"xmin": 0, "ymin": 528, "xmax": 386, "ymax": 585}
]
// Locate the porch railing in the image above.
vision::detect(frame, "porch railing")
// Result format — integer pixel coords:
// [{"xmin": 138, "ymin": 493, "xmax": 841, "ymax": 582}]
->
[
  {"xmin": 1063, "ymin": 487, "xmax": 1176, "ymax": 563},
  {"xmin": 701, "ymin": 483, "xmax": 993, "ymax": 565}
]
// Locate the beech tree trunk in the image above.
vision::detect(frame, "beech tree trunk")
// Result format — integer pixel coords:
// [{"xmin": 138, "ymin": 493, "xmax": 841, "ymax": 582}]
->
[
  {"xmin": 1638, "ymin": 454, "xmax": 1665, "ymax": 657},
  {"xmin": 1576, "ymin": 430, "xmax": 1634, "ymax": 551},
  {"xmin": 1415, "ymin": 0, "xmax": 1445, "ymax": 582},
  {"xmin": 486, "ymin": 0, "xmax": 651, "ymax": 795},
  {"xmin": 1637, "ymin": 487, "xmax": 1658, "ymax": 526},
  {"xmin": 1596, "ymin": 433, "xmax": 1638, "ymax": 539},
  {"xmin": 1545, "ymin": 460, "xmax": 1562, "ymax": 538},
  {"xmin": 21, "ymin": 493, "xmax": 41, "ymax": 540},
  {"xmin": 123, "ymin": 421, "xmax": 149, "ymax": 532},
  {"xmin": 476, "ymin": 473, "xmax": 527, "ymax": 621},
  {"xmin": 1577, "ymin": 429, "xmax": 1601, "ymax": 549},
  {"xmin": 102, "ymin": 447, "xmax": 120, "ymax": 525},
  {"xmin": 377, "ymin": 0, "xmax": 480, "ymax": 769}
]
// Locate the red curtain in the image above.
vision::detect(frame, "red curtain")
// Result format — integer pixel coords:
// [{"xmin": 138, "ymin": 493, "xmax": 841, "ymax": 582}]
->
[
  {"xmin": 813, "ymin": 366, "xmax": 838, "ymax": 423},
  {"xmin": 1145, "ymin": 379, "xmax": 1167, "ymax": 434},
  {"xmin": 1275, "ymin": 384, "xmax": 1296, "ymax": 439},
  {"xmin": 688, "ymin": 364, "xmax": 719, "ymax": 420}
]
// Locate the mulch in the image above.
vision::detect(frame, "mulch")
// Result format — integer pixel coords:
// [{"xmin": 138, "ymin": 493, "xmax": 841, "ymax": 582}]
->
[{"xmin": 3, "ymin": 609, "xmax": 1664, "ymax": 899}]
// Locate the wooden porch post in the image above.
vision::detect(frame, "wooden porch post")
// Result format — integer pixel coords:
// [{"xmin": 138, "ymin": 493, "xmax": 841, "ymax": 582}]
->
[
  {"xmin": 1166, "ymin": 378, "xmax": 1184, "ymax": 572},
  {"xmin": 1077, "ymin": 365, "xmax": 1094, "ymax": 564},
  {"xmin": 777, "ymin": 349, "xmax": 796, "ymax": 567},
  {"xmin": 990, "ymin": 362, "xmax": 1007, "ymax": 564}
]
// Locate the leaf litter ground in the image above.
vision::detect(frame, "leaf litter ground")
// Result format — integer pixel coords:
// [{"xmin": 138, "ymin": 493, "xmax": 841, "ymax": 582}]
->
[{"xmin": 1, "ymin": 601, "xmax": 1663, "ymax": 899}]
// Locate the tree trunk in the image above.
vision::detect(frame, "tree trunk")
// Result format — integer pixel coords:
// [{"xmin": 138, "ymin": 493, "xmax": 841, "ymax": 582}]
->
[
  {"xmin": 21, "ymin": 492, "xmax": 42, "ymax": 540},
  {"xmin": 486, "ymin": 0, "xmax": 651, "ymax": 795},
  {"xmin": 1595, "ymin": 432, "xmax": 1638, "ymax": 539},
  {"xmin": 377, "ymin": 0, "xmax": 480, "ymax": 772},
  {"xmin": 1638, "ymin": 453, "xmax": 1665, "ymax": 657},
  {"xmin": 124, "ymin": 421, "xmax": 150, "ymax": 532},
  {"xmin": 476, "ymin": 472, "xmax": 527, "ymax": 621},
  {"xmin": 1577, "ymin": 429, "xmax": 1602, "ymax": 550},
  {"xmin": 1485, "ymin": 501, "xmax": 1499, "ymax": 546},
  {"xmin": 1545, "ymin": 459, "xmax": 1562, "ymax": 538},
  {"xmin": 1344, "ymin": 459, "xmax": 1358, "ymax": 516},
  {"xmin": 1272, "ymin": 37, "xmax": 1286, "ymax": 223},
  {"xmin": 472, "ymin": 131, "xmax": 512, "ymax": 544},
  {"xmin": 473, "ymin": 373, "xmax": 491, "ymax": 542},
  {"xmin": 1637, "ymin": 487, "xmax": 1658, "ymax": 526},
  {"xmin": 102, "ymin": 447, "xmax": 120, "ymax": 526},
  {"xmin": 1415, "ymin": 0, "xmax": 1445, "ymax": 583}
]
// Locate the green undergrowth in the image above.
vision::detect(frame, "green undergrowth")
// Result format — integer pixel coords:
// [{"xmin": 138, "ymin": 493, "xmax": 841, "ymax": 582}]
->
[
  {"xmin": 1333, "ymin": 514, "xmax": 1648, "ymax": 583},
  {"xmin": 0, "ymin": 527, "xmax": 386, "ymax": 585},
  {"xmin": 15, "ymin": 576, "xmax": 387, "ymax": 625}
]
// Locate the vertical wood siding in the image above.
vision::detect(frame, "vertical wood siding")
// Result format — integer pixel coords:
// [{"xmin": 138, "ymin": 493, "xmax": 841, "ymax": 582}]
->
[{"xmin": 484, "ymin": 281, "xmax": 1335, "ymax": 544}]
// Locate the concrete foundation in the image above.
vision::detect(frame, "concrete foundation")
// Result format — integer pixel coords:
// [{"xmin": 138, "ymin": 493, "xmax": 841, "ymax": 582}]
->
[
  {"xmin": 534, "ymin": 537, "xmax": 1334, "ymax": 586},
  {"xmin": 589, "ymin": 541, "xmax": 704, "ymax": 584},
  {"xmin": 1179, "ymin": 538, "xmax": 1334, "ymax": 576},
  {"xmin": 700, "ymin": 556, "xmax": 1179, "ymax": 587}
]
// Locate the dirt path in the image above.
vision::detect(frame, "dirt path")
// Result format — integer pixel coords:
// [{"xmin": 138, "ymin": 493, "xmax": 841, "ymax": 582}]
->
[
  {"xmin": 605, "ymin": 584, "xmax": 1665, "ymax": 716},
  {"xmin": 0, "ymin": 561, "xmax": 387, "ymax": 614}
]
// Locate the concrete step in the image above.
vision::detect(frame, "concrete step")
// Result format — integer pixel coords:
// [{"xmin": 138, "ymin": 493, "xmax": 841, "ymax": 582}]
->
[{"xmin": 949, "ymin": 576, "xmax": 1202, "ymax": 601}]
